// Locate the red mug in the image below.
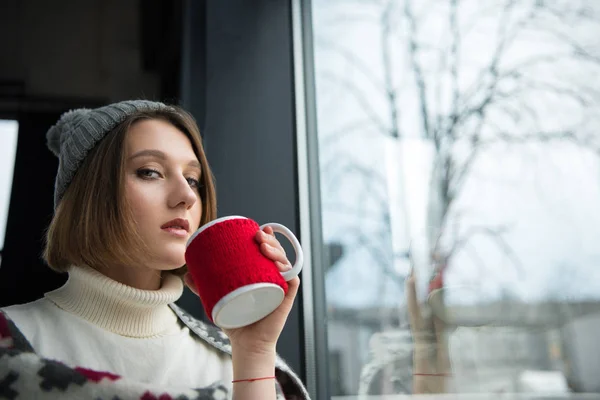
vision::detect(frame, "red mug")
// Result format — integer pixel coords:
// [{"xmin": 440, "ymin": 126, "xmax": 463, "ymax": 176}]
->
[{"xmin": 184, "ymin": 215, "xmax": 303, "ymax": 328}]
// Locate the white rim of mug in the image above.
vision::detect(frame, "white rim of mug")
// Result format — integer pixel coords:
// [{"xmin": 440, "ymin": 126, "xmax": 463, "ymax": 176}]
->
[
  {"xmin": 260, "ymin": 222, "xmax": 304, "ymax": 281},
  {"xmin": 186, "ymin": 215, "xmax": 248, "ymax": 248},
  {"xmin": 212, "ymin": 282, "xmax": 284, "ymax": 328}
]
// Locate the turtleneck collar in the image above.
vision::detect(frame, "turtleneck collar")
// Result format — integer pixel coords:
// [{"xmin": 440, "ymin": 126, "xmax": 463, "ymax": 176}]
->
[{"xmin": 45, "ymin": 265, "xmax": 184, "ymax": 338}]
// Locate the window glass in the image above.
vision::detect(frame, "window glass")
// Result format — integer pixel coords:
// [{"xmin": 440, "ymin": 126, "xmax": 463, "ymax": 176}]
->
[{"xmin": 310, "ymin": 0, "xmax": 600, "ymax": 396}]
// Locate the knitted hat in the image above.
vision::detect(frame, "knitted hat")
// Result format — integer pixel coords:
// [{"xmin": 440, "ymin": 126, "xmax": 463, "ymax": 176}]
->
[{"xmin": 46, "ymin": 100, "xmax": 176, "ymax": 209}]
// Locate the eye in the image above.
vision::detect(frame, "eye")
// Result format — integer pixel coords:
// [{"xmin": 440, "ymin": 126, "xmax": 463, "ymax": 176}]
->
[
  {"xmin": 186, "ymin": 177, "xmax": 203, "ymax": 190},
  {"xmin": 137, "ymin": 168, "xmax": 162, "ymax": 179}
]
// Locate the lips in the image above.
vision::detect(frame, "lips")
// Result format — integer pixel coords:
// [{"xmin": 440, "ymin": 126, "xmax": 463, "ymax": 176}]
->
[{"xmin": 161, "ymin": 218, "xmax": 190, "ymax": 232}]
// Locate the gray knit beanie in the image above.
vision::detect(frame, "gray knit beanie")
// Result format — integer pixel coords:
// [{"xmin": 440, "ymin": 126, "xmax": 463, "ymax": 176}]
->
[{"xmin": 46, "ymin": 99, "xmax": 176, "ymax": 209}]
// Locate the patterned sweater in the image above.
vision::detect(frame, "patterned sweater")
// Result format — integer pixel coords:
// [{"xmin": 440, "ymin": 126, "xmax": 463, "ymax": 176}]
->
[{"xmin": 0, "ymin": 304, "xmax": 310, "ymax": 400}]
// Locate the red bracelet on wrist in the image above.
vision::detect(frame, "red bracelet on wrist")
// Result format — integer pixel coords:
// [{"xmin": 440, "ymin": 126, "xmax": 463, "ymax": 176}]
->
[
  {"xmin": 232, "ymin": 376, "xmax": 276, "ymax": 383},
  {"xmin": 413, "ymin": 372, "xmax": 452, "ymax": 377}
]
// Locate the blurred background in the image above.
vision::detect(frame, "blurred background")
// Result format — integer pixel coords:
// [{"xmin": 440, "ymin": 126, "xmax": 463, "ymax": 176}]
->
[{"xmin": 2, "ymin": 0, "xmax": 600, "ymax": 399}]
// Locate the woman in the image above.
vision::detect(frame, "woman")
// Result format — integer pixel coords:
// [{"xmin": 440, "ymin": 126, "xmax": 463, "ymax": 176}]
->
[{"xmin": 0, "ymin": 100, "xmax": 309, "ymax": 400}]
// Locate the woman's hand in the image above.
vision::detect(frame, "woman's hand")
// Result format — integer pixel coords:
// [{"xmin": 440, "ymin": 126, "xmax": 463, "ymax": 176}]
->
[
  {"xmin": 184, "ymin": 226, "xmax": 299, "ymax": 398},
  {"xmin": 407, "ymin": 267, "xmax": 451, "ymax": 394},
  {"xmin": 184, "ymin": 225, "xmax": 299, "ymax": 354}
]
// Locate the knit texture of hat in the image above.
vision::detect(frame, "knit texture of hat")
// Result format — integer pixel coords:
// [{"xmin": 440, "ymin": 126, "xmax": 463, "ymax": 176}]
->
[{"xmin": 46, "ymin": 100, "xmax": 175, "ymax": 209}]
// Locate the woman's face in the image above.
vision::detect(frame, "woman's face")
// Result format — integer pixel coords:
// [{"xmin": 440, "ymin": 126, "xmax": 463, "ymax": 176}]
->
[{"xmin": 124, "ymin": 119, "xmax": 203, "ymax": 271}]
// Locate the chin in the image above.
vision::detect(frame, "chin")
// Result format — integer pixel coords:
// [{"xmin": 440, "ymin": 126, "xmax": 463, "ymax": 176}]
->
[
  {"xmin": 150, "ymin": 243, "xmax": 187, "ymax": 270},
  {"xmin": 151, "ymin": 254, "xmax": 186, "ymax": 272},
  {"xmin": 166, "ymin": 259, "xmax": 187, "ymax": 271},
  {"xmin": 160, "ymin": 264, "xmax": 186, "ymax": 272}
]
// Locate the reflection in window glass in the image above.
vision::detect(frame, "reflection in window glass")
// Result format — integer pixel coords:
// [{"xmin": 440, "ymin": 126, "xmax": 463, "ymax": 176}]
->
[
  {"xmin": 310, "ymin": 0, "xmax": 600, "ymax": 397},
  {"xmin": 0, "ymin": 120, "xmax": 19, "ymax": 254}
]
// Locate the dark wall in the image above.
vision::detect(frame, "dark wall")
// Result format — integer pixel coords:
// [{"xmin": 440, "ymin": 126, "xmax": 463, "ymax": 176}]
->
[{"xmin": 0, "ymin": 0, "xmax": 166, "ymax": 104}]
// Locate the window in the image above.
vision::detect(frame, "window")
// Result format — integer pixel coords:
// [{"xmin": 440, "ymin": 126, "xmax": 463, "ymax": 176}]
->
[
  {"xmin": 0, "ymin": 120, "xmax": 19, "ymax": 263},
  {"xmin": 306, "ymin": 0, "xmax": 600, "ymax": 397}
]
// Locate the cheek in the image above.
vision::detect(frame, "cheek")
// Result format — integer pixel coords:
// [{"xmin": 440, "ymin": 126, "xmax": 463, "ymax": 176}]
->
[
  {"xmin": 125, "ymin": 181, "xmax": 157, "ymax": 226},
  {"xmin": 193, "ymin": 196, "xmax": 203, "ymax": 229}
]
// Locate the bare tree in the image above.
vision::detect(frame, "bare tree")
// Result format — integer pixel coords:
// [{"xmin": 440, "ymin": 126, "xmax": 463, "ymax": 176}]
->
[{"xmin": 320, "ymin": 0, "xmax": 600, "ymax": 297}]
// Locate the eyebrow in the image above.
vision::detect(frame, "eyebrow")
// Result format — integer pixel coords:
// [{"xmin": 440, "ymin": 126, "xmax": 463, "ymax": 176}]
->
[{"xmin": 128, "ymin": 149, "xmax": 202, "ymax": 170}]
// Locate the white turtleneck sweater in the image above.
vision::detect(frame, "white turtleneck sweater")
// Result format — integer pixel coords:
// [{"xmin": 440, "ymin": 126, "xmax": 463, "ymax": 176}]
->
[{"xmin": 1, "ymin": 266, "xmax": 233, "ymax": 389}]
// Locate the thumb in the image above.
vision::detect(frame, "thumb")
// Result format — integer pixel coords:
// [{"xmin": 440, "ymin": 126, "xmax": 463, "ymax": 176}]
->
[
  {"xmin": 184, "ymin": 273, "xmax": 199, "ymax": 296},
  {"xmin": 406, "ymin": 272, "xmax": 424, "ymax": 333}
]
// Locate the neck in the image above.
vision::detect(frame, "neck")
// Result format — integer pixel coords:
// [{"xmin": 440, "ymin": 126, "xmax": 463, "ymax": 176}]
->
[
  {"xmin": 94, "ymin": 264, "xmax": 163, "ymax": 290},
  {"xmin": 45, "ymin": 265, "xmax": 184, "ymax": 337}
]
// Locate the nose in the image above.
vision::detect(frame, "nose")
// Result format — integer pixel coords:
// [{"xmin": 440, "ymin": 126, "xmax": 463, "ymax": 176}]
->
[{"xmin": 168, "ymin": 176, "xmax": 198, "ymax": 210}]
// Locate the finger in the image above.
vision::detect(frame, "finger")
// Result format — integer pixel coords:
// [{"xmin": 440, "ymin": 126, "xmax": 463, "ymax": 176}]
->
[
  {"xmin": 406, "ymin": 273, "xmax": 424, "ymax": 333},
  {"xmin": 280, "ymin": 275, "xmax": 300, "ymax": 308},
  {"xmin": 433, "ymin": 315, "xmax": 451, "ymax": 372},
  {"xmin": 264, "ymin": 233, "xmax": 286, "ymax": 253},
  {"xmin": 276, "ymin": 261, "xmax": 299, "ymax": 300},
  {"xmin": 261, "ymin": 242, "xmax": 289, "ymax": 265},
  {"xmin": 254, "ymin": 227, "xmax": 276, "ymax": 243},
  {"xmin": 433, "ymin": 313, "xmax": 447, "ymax": 333},
  {"xmin": 275, "ymin": 260, "xmax": 292, "ymax": 273},
  {"xmin": 255, "ymin": 230, "xmax": 265, "ymax": 243},
  {"xmin": 256, "ymin": 230, "xmax": 286, "ymax": 254},
  {"xmin": 184, "ymin": 273, "xmax": 199, "ymax": 296}
]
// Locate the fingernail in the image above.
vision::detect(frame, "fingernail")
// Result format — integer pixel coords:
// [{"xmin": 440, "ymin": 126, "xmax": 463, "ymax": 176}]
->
[{"xmin": 279, "ymin": 262, "xmax": 292, "ymax": 271}]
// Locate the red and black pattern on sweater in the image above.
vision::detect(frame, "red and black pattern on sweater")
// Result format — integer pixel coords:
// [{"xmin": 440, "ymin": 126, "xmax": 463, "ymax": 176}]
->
[
  {"xmin": 0, "ymin": 311, "xmax": 232, "ymax": 400},
  {"xmin": 0, "ymin": 310, "xmax": 28, "ymax": 352},
  {"xmin": 0, "ymin": 307, "xmax": 310, "ymax": 399}
]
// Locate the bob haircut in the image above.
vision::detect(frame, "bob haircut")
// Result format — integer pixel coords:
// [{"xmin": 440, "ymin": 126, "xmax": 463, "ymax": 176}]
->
[{"xmin": 43, "ymin": 106, "xmax": 216, "ymax": 276}]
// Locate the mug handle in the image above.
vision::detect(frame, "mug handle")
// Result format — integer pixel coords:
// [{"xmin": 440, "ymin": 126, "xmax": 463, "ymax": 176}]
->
[{"xmin": 259, "ymin": 222, "xmax": 304, "ymax": 281}]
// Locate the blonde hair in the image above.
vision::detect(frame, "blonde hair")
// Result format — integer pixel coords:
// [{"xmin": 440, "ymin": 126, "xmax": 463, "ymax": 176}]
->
[{"xmin": 43, "ymin": 106, "xmax": 216, "ymax": 276}]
